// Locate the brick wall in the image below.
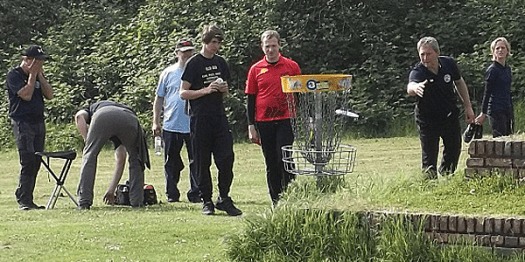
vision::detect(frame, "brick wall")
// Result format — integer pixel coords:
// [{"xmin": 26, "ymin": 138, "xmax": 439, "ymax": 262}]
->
[
  {"xmin": 464, "ymin": 139, "xmax": 525, "ymax": 178},
  {"xmin": 368, "ymin": 211, "xmax": 525, "ymax": 248}
]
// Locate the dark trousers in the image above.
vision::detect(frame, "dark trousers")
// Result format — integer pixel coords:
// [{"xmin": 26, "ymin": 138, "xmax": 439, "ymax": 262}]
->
[
  {"xmin": 190, "ymin": 115, "xmax": 234, "ymax": 202},
  {"xmin": 417, "ymin": 115, "xmax": 461, "ymax": 175},
  {"xmin": 12, "ymin": 120, "xmax": 45, "ymax": 206},
  {"xmin": 163, "ymin": 130, "xmax": 199, "ymax": 201},
  {"xmin": 256, "ymin": 120, "xmax": 295, "ymax": 203},
  {"xmin": 489, "ymin": 110, "xmax": 513, "ymax": 138}
]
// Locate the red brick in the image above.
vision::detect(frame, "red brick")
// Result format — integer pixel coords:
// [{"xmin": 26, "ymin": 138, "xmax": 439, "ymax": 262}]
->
[
  {"xmin": 504, "ymin": 141, "xmax": 512, "ymax": 156},
  {"xmin": 477, "ymin": 168, "xmax": 492, "ymax": 177},
  {"xmin": 485, "ymin": 140, "xmax": 494, "ymax": 156},
  {"xmin": 512, "ymin": 141, "xmax": 522, "ymax": 157},
  {"xmin": 485, "ymin": 158, "xmax": 513, "ymax": 168},
  {"xmin": 464, "ymin": 168, "xmax": 477, "ymax": 178},
  {"xmin": 476, "ymin": 235, "xmax": 491, "ymax": 246},
  {"xmin": 449, "ymin": 216, "xmax": 457, "ymax": 232},
  {"xmin": 457, "ymin": 217, "xmax": 466, "ymax": 233},
  {"xmin": 476, "ymin": 218, "xmax": 485, "ymax": 233},
  {"xmin": 514, "ymin": 219, "xmax": 524, "ymax": 235},
  {"xmin": 466, "ymin": 158, "xmax": 484, "ymax": 167},
  {"xmin": 440, "ymin": 216, "xmax": 448, "ymax": 232},
  {"xmin": 491, "ymin": 235, "xmax": 504, "ymax": 247},
  {"xmin": 519, "ymin": 169, "xmax": 525, "ymax": 179},
  {"xmin": 436, "ymin": 233, "xmax": 448, "ymax": 243},
  {"xmin": 519, "ymin": 237, "xmax": 525, "ymax": 248},
  {"xmin": 495, "ymin": 141, "xmax": 504, "ymax": 156},
  {"xmin": 477, "ymin": 140, "xmax": 486, "ymax": 156},
  {"xmin": 494, "ymin": 218, "xmax": 503, "ymax": 234},
  {"xmin": 468, "ymin": 141, "xmax": 477, "ymax": 156},
  {"xmin": 504, "ymin": 218, "xmax": 513, "ymax": 234},
  {"xmin": 505, "ymin": 236, "xmax": 519, "ymax": 248},
  {"xmin": 431, "ymin": 215, "xmax": 440, "ymax": 231},
  {"xmin": 467, "ymin": 218, "xmax": 476, "ymax": 233},
  {"xmin": 484, "ymin": 218, "xmax": 493, "ymax": 234},
  {"xmin": 514, "ymin": 159, "xmax": 525, "ymax": 168}
]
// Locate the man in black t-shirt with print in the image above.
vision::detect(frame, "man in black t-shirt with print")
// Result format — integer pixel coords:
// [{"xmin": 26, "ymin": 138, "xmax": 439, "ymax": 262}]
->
[
  {"xmin": 407, "ymin": 37, "xmax": 475, "ymax": 178},
  {"xmin": 180, "ymin": 24, "xmax": 242, "ymax": 216}
]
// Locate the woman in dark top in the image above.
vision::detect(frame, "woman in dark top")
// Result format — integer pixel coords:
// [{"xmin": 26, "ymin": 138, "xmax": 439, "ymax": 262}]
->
[{"xmin": 475, "ymin": 37, "xmax": 513, "ymax": 137}]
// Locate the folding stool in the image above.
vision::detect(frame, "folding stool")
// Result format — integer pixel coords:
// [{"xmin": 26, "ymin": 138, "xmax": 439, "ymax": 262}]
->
[{"xmin": 35, "ymin": 150, "xmax": 78, "ymax": 209}]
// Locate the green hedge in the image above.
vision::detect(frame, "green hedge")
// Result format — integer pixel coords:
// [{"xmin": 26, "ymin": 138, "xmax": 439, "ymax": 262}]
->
[{"xmin": 2, "ymin": 0, "xmax": 525, "ymax": 148}]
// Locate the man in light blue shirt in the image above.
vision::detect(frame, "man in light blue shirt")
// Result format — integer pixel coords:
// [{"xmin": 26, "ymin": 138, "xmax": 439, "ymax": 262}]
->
[{"xmin": 152, "ymin": 39, "xmax": 200, "ymax": 203}]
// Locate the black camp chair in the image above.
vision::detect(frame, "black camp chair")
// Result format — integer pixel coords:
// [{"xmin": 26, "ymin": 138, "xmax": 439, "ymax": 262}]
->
[{"xmin": 35, "ymin": 150, "xmax": 78, "ymax": 209}]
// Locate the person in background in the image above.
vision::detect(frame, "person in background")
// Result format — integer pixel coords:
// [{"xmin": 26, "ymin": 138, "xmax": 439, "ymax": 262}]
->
[
  {"xmin": 75, "ymin": 100, "xmax": 150, "ymax": 209},
  {"xmin": 75, "ymin": 107, "xmax": 127, "ymax": 206},
  {"xmin": 152, "ymin": 38, "xmax": 201, "ymax": 203},
  {"xmin": 475, "ymin": 37, "xmax": 514, "ymax": 138},
  {"xmin": 6, "ymin": 45, "xmax": 53, "ymax": 210},
  {"xmin": 245, "ymin": 30, "xmax": 301, "ymax": 206},
  {"xmin": 407, "ymin": 36, "xmax": 475, "ymax": 178},
  {"xmin": 180, "ymin": 24, "xmax": 242, "ymax": 216}
]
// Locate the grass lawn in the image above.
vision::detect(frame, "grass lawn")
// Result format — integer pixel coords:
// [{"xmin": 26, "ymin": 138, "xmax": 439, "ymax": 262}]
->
[{"xmin": 1, "ymin": 136, "xmax": 525, "ymax": 261}]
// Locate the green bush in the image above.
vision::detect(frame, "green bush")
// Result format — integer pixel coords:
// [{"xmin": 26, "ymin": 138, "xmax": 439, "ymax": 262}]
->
[{"xmin": 3, "ymin": 0, "xmax": 525, "ymax": 148}]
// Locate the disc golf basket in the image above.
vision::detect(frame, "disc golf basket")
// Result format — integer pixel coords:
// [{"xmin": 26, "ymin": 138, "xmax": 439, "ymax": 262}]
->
[{"xmin": 281, "ymin": 75, "xmax": 357, "ymax": 178}]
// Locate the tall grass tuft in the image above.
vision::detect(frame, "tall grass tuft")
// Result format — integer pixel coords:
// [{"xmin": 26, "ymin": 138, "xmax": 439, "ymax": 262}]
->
[
  {"xmin": 375, "ymin": 214, "xmax": 438, "ymax": 261},
  {"xmin": 225, "ymin": 207, "xmax": 375, "ymax": 262}
]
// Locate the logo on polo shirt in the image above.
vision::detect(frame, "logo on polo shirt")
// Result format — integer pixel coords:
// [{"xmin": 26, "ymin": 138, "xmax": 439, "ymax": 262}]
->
[
  {"xmin": 258, "ymin": 68, "xmax": 268, "ymax": 76},
  {"xmin": 444, "ymin": 74, "xmax": 451, "ymax": 83}
]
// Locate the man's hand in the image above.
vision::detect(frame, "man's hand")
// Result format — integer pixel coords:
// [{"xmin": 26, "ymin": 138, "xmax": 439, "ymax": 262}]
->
[
  {"xmin": 248, "ymin": 125, "xmax": 260, "ymax": 144},
  {"xmin": 413, "ymin": 79, "xmax": 428, "ymax": 97},
  {"xmin": 103, "ymin": 191, "xmax": 116, "ymax": 205}
]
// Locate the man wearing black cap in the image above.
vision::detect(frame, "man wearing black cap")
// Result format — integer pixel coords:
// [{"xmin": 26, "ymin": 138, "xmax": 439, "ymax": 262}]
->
[
  {"xmin": 152, "ymin": 38, "xmax": 201, "ymax": 203},
  {"xmin": 6, "ymin": 45, "xmax": 53, "ymax": 210}
]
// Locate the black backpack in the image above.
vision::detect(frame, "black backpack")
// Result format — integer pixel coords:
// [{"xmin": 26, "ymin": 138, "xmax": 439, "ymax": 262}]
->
[{"xmin": 115, "ymin": 182, "xmax": 158, "ymax": 206}]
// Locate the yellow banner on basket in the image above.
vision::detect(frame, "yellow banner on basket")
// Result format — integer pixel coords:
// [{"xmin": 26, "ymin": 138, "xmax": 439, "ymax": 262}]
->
[{"xmin": 281, "ymin": 74, "xmax": 352, "ymax": 93}]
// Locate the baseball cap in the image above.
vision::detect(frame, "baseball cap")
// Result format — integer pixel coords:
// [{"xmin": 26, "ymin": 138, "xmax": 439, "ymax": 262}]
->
[
  {"xmin": 22, "ymin": 45, "xmax": 48, "ymax": 60},
  {"xmin": 176, "ymin": 39, "xmax": 195, "ymax": 52}
]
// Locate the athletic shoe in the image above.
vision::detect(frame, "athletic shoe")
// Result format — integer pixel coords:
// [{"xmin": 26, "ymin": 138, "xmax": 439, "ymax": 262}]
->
[
  {"xmin": 77, "ymin": 204, "xmax": 90, "ymax": 210},
  {"xmin": 463, "ymin": 123, "xmax": 476, "ymax": 143},
  {"xmin": 19, "ymin": 204, "xmax": 31, "ymax": 211},
  {"xmin": 29, "ymin": 203, "xmax": 45, "ymax": 209},
  {"xmin": 215, "ymin": 197, "xmax": 242, "ymax": 216},
  {"xmin": 188, "ymin": 196, "xmax": 203, "ymax": 203},
  {"xmin": 167, "ymin": 198, "xmax": 180, "ymax": 203},
  {"xmin": 202, "ymin": 201, "xmax": 215, "ymax": 215}
]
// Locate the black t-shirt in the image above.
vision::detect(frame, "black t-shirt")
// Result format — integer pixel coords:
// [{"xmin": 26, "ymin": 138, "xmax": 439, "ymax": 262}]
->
[
  {"xmin": 408, "ymin": 56, "xmax": 461, "ymax": 121},
  {"xmin": 181, "ymin": 53, "xmax": 231, "ymax": 116},
  {"xmin": 6, "ymin": 67, "xmax": 45, "ymax": 123}
]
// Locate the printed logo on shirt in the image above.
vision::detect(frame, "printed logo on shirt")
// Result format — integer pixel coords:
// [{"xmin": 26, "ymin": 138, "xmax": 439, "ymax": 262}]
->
[
  {"xmin": 444, "ymin": 74, "xmax": 451, "ymax": 83},
  {"xmin": 257, "ymin": 68, "xmax": 268, "ymax": 76}
]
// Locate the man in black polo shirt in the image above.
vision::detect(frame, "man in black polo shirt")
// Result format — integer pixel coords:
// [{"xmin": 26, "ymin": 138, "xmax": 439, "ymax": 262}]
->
[
  {"xmin": 6, "ymin": 45, "xmax": 53, "ymax": 210},
  {"xmin": 407, "ymin": 37, "xmax": 475, "ymax": 178}
]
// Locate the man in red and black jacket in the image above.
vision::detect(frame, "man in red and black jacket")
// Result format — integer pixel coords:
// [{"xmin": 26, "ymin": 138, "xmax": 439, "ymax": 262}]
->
[{"xmin": 245, "ymin": 30, "xmax": 301, "ymax": 205}]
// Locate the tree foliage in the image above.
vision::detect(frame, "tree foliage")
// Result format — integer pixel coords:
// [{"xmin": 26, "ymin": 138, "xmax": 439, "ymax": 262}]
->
[{"xmin": 2, "ymin": 0, "xmax": 525, "ymax": 149}]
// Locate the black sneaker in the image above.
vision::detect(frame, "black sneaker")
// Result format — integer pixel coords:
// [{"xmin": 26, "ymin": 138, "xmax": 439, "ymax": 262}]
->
[
  {"xmin": 202, "ymin": 201, "xmax": 215, "ymax": 215},
  {"xmin": 215, "ymin": 197, "xmax": 242, "ymax": 216},
  {"xmin": 29, "ymin": 203, "xmax": 45, "ymax": 209},
  {"xmin": 463, "ymin": 123, "xmax": 476, "ymax": 143},
  {"xmin": 474, "ymin": 124, "xmax": 483, "ymax": 139},
  {"xmin": 167, "ymin": 198, "xmax": 180, "ymax": 203},
  {"xmin": 77, "ymin": 204, "xmax": 90, "ymax": 210},
  {"xmin": 19, "ymin": 204, "xmax": 31, "ymax": 211}
]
